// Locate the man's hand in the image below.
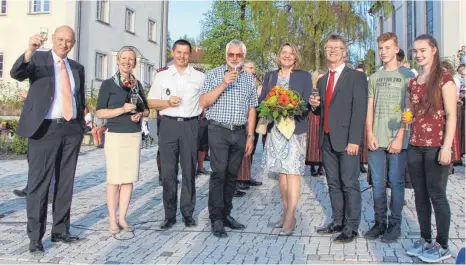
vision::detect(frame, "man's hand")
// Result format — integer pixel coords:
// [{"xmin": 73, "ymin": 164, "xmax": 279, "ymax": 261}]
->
[
  {"xmin": 168, "ymin": 96, "xmax": 182, "ymax": 107},
  {"xmin": 345, "ymin": 143, "xmax": 359, "ymax": 156},
  {"xmin": 222, "ymin": 71, "xmax": 238, "ymax": 86},
  {"xmin": 309, "ymin": 95, "xmax": 321, "ymax": 107},
  {"xmin": 388, "ymin": 137, "xmax": 403, "ymax": 154},
  {"xmin": 18, "ymin": 91, "xmax": 28, "ymax": 102},
  {"xmin": 367, "ymin": 134, "xmax": 379, "ymax": 151},
  {"xmin": 24, "ymin": 34, "xmax": 46, "ymax": 62},
  {"xmin": 244, "ymin": 138, "xmax": 254, "ymax": 157}
]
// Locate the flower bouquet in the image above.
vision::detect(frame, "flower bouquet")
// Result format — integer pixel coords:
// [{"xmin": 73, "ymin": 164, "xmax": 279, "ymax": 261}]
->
[{"xmin": 256, "ymin": 86, "xmax": 308, "ymax": 139}]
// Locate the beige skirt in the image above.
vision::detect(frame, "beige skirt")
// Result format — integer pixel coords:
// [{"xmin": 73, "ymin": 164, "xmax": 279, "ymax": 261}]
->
[{"xmin": 104, "ymin": 131, "xmax": 141, "ymax": 184}]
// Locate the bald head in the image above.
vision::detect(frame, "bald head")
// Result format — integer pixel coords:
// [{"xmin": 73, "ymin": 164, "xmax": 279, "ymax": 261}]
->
[{"xmin": 52, "ymin": 25, "xmax": 76, "ymax": 58}]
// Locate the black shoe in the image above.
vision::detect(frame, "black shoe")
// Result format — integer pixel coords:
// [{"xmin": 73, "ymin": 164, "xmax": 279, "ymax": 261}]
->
[
  {"xmin": 316, "ymin": 222, "xmax": 344, "ymax": 234},
  {"xmin": 51, "ymin": 233, "xmax": 80, "ymax": 243},
  {"xmin": 381, "ymin": 223, "xmax": 401, "ymax": 243},
  {"xmin": 29, "ymin": 240, "xmax": 44, "ymax": 255},
  {"xmin": 311, "ymin": 167, "xmax": 318, "ymax": 176},
  {"xmin": 196, "ymin": 168, "xmax": 212, "ymax": 175},
  {"xmin": 360, "ymin": 166, "xmax": 367, "ymax": 174},
  {"xmin": 334, "ymin": 227, "xmax": 358, "ymax": 244},
  {"xmin": 159, "ymin": 178, "xmax": 162, "ymax": 186},
  {"xmin": 233, "ymin": 189, "xmax": 246, "ymax": 197},
  {"xmin": 211, "ymin": 220, "xmax": 228, "ymax": 238},
  {"xmin": 224, "ymin": 215, "xmax": 245, "ymax": 229},
  {"xmin": 183, "ymin": 216, "xmax": 197, "ymax": 227},
  {"xmin": 249, "ymin": 180, "xmax": 262, "ymax": 186},
  {"xmin": 13, "ymin": 188, "xmax": 27, "ymax": 198},
  {"xmin": 237, "ymin": 182, "xmax": 250, "ymax": 190},
  {"xmin": 364, "ymin": 221, "xmax": 386, "ymax": 240},
  {"xmin": 160, "ymin": 219, "xmax": 176, "ymax": 230},
  {"xmin": 317, "ymin": 167, "xmax": 324, "ymax": 176}
]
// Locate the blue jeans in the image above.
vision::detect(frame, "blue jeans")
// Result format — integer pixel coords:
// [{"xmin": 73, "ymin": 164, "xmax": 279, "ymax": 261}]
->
[{"xmin": 368, "ymin": 148, "xmax": 407, "ymax": 225}]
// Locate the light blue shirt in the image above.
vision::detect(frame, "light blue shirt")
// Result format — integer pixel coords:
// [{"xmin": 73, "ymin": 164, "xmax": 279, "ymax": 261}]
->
[{"xmin": 45, "ymin": 51, "xmax": 77, "ymax": 119}]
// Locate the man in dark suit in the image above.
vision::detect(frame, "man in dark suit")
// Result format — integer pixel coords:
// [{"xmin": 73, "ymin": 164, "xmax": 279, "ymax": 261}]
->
[
  {"xmin": 310, "ymin": 34, "xmax": 368, "ymax": 244},
  {"xmin": 10, "ymin": 26, "xmax": 85, "ymax": 254}
]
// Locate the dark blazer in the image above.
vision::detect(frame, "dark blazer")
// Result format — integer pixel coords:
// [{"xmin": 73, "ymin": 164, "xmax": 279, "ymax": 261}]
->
[
  {"xmin": 259, "ymin": 69, "xmax": 312, "ymax": 135},
  {"xmin": 312, "ymin": 66, "xmax": 368, "ymax": 152},
  {"xmin": 10, "ymin": 50, "xmax": 86, "ymax": 138}
]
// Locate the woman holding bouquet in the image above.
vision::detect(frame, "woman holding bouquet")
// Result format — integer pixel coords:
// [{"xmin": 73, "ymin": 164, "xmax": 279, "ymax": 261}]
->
[{"xmin": 259, "ymin": 43, "xmax": 312, "ymax": 236}]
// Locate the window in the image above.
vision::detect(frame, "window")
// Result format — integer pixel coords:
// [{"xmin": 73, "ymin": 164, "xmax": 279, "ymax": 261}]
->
[
  {"xmin": 125, "ymin": 8, "xmax": 135, "ymax": 33},
  {"xmin": 148, "ymin": 20, "xmax": 156, "ymax": 42},
  {"xmin": 1, "ymin": 0, "xmax": 6, "ymax": 14},
  {"xmin": 426, "ymin": 0, "xmax": 434, "ymax": 35},
  {"xmin": 96, "ymin": 0, "xmax": 109, "ymax": 23},
  {"xmin": 379, "ymin": 16, "xmax": 384, "ymax": 35},
  {"xmin": 413, "ymin": 1, "xmax": 417, "ymax": 37},
  {"xmin": 29, "ymin": 0, "xmax": 50, "ymax": 13},
  {"xmin": 95, "ymin": 53, "xmax": 106, "ymax": 80},
  {"xmin": 0, "ymin": 52, "xmax": 3, "ymax": 79},
  {"xmin": 407, "ymin": 0, "xmax": 413, "ymax": 60},
  {"xmin": 145, "ymin": 64, "xmax": 154, "ymax": 85}
]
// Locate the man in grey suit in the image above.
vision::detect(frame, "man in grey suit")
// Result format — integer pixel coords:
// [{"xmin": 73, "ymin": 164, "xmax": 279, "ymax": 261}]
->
[
  {"xmin": 310, "ymin": 34, "xmax": 368, "ymax": 244},
  {"xmin": 10, "ymin": 26, "xmax": 84, "ymax": 254}
]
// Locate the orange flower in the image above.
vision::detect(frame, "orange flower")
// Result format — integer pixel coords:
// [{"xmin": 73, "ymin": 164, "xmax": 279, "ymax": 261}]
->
[
  {"xmin": 279, "ymin": 89, "xmax": 288, "ymax": 95},
  {"xmin": 272, "ymin": 86, "xmax": 280, "ymax": 92},
  {"xmin": 278, "ymin": 95, "xmax": 290, "ymax": 105},
  {"xmin": 291, "ymin": 99, "xmax": 298, "ymax": 106},
  {"xmin": 267, "ymin": 91, "xmax": 275, "ymax": 98}
]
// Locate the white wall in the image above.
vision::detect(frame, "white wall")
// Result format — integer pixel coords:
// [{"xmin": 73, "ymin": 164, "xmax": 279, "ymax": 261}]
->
[{"xmin": 0, "ymin": 0, "xmax": 76, "ymax": 85}]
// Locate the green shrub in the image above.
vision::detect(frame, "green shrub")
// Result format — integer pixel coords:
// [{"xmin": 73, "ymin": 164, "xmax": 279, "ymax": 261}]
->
[{"xmin": 12, "ymin": 135, "xmax": 28, "ymax": 155}]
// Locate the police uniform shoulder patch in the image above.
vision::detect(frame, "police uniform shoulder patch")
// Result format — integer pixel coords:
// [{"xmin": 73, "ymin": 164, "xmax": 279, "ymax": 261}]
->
[{"xmin": 156, "ymin": 66, "xmax": 169, "ymax": 73}]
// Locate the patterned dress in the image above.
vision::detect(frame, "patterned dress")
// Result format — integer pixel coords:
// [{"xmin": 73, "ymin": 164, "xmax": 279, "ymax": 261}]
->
[{"xmin": 261, "ymin": 77, "xmax": 307, "ymax": 176}]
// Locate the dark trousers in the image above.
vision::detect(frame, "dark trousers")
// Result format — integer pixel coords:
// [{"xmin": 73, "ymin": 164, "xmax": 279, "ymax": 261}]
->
[
  {"xmin": 27, "ymin": 120, "xmax": 83, "ymax": 241},
  {"xmin": 322, "ymin": 134, "xmax": 361, "ymax": 231},
  {"xmin": 159, "ymin": 117, "xmax": 199, "ymax": 219},
  {"xmin": 208, "ymin": 124, "xmax": 246, "ymax": 222},
  {"xmin": 407, "ymin": 145, "xmax": 451, "ymax": 247}
]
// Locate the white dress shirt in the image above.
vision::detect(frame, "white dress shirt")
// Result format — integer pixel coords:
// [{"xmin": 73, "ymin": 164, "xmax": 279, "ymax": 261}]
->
[
  {"xmin": 148, "ymin": 65, "xmax": 204, "ymax": 118},
  {"xmin": 326, "ymin": 63, "xmax": 346, "ymax": 94},
  {"xmin": 46, "ymin": 51, "xmax": 77, "ymax": 119}
]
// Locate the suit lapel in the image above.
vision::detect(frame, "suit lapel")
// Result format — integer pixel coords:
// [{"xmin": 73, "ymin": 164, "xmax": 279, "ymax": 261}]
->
[
  {"xmin": 269, "ymin": 70, "xmax": 278, "ymax": 90},
  {"xmin": 320, "ymin": 72, "xmax": 329, "ymax": 108},
  {"xmin": 331, "ymin": 66, "xmax": 349, "ymax": 101},
  {"xmin": 45, "ymin": 51, "xmax": 56, "ymax": 91}
]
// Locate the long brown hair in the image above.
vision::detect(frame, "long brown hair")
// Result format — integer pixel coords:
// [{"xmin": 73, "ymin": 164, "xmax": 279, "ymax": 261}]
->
[{"xmin": 415, "ymin": 34, "xmax": 442, "ymax": 113}]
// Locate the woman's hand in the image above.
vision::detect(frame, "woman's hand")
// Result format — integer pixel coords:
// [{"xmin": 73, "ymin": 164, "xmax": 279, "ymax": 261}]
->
[
  {"xmin": 438, "ymin": 148, "xmax": 452, "ymax": 165},
  {"xmin": 122, "ymin": 103, "xmax": 136, "ymax": 113},
  {"xmin": 131, "ymin": 112, "xmax": 143, "ymax": 122}
]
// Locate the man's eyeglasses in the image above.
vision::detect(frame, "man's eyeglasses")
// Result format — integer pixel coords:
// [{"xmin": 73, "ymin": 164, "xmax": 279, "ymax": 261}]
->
[
  {"xmin": 324, "ymin": 47, "xmax": 344, "ymax": 52},
  {"xmin": 227, "ymin": 53, "xmax": 244, "ymax": 59}
]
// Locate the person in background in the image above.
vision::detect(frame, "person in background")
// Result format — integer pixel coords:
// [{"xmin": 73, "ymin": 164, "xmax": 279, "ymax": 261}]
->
[
  {"xmin": 96, "ymin": 46, "xmax": 149, "ymax": 235},
  {"xmin": 305, "ymin": 69, "xmax": 325, "ymax": 176},
  {"xmin": 457, "ymin": 45, "xmax": 466, "ymax": 65},
  {"xmin": 355, "ymin": 64, "xmax": 369, "ymax": 174},
  {"xmin": 91, "ymin": 116, "xmax": 107, "ymax": 148},
  {"xmin": 197, "ymin": 109, "xmax": 212, "ymax": 176},
  {"xmin": 404, "ymin": 34, "xmax": 457, "ymax": 263},
  {"xmin": 84, "ymin": 106, "xmax": 92, "ymax": 133},
  {"xmin": 396, "ymin": 49, "xmax": 416, "ymax": 79},
  {"xmin": 403, "ymin": 60, "xmax": 419, "ymax": 77}
]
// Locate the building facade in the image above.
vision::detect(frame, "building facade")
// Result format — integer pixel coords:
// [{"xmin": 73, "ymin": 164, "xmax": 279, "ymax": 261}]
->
[
  {"xmin": 370, "ymin": 0, "xmax": 465, "ymax": 65},
  {"xmin": 0, "ymin": 0, "xmax": 169, "ymax": 89}
]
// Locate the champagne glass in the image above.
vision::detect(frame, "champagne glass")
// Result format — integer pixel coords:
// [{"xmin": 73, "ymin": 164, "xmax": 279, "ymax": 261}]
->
[
  {"xmin": 312, "ymin": 88, "xmax": 319, "ymax": 97},
  {"xmin": 39, "ymin": 27, "xmax": 48, "ymax": 48},
  {"xmin": 403, "ymin": 107, "xmax": 412, "ymax": 131},
  {"xmin": 130, "ymin": 93, "xmax": 138, "ymax": 113}
]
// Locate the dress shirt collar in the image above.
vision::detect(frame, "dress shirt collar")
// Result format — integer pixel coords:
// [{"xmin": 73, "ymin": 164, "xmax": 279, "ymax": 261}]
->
[
  {"xmin": 51, "ymin": 50, "xmax": 69, "ymax": 64},
  {"xmin": 170, "ymin": 65, "xmax": 192, "ymax": 76},
  {"xmin": 328, "ymin": 63, "xmax": 346, "ymax": 75}
]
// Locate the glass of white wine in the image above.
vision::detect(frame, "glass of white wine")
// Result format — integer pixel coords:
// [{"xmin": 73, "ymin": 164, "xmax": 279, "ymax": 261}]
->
[
  {"xmin": 39, "ymin": 27, "xmax": 48, "ymax": 48},
  {"xmin": 130, "ymin": 93, "xmax": 138, "ymax": 113}
]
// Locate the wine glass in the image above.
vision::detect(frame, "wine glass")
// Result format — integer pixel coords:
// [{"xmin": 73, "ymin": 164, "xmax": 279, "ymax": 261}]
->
[
  {"xmin": 39, "ymin": 27, "xmax": 48, "ymax": 48},
  {"xmin": 403, "ymin": 107, "xmax": 412, "ymax": 131},
  {"xmin": 312, "ymin": 88, "xmax": 319, "ymax": 97},
  {"xmin": 130, "ymin": 93, "xmax": 138, "ymax": 113}
]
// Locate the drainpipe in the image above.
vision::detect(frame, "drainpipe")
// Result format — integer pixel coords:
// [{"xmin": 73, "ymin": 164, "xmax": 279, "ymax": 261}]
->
[
  {"xmin": 160, "ymin": 0, "xmax": 165, "ymax": 68},
  {"xmin": 76, "ymin": 0, "xmax": 82, "ymax": 62}
]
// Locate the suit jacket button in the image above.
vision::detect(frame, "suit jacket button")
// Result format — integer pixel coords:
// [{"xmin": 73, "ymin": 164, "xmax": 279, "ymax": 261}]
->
[
  {"xmin": 44, "ymin": 110, "xmax": 48, "ymax": 113},
  {"xmin": 50, "ymin": 97, "xmax": 53, "ymax": 100}
]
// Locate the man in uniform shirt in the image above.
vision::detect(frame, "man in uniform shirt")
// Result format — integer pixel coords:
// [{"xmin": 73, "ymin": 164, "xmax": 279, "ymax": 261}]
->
[
  {"xmin": 200, "ymin": 39, "xmax": 258, "ymax": 238},
  {"xmin": 148, "ymin": 40, "xmax": 204, "ymax": 229}
]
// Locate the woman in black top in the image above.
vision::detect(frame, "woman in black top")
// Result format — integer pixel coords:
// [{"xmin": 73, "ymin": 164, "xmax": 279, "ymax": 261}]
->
[{"xmin": 96, "ymin": 46, "xmax": 149, "ymax": 234}]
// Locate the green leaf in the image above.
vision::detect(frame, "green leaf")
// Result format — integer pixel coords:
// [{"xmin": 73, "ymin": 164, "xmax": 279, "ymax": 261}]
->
[{"xmin": 272, "ymin": 111, "xmax": 279, "ymax": 119}]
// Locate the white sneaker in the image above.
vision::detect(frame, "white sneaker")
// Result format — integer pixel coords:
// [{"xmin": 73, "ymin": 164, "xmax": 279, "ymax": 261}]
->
[{"xmin": 406, "ymin": 238, "xmax": 433, "ymax": 257}]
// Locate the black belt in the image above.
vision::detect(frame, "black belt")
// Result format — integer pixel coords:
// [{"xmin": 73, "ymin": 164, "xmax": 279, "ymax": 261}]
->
[
  {"xmin": 46, "ymin": 118, "xmax": 77, "ymax": 123},
  {"xmin": 164, "ymin": 116, "xmax": 198, "ymax": 122},
  {"xmin": 209, "ymin": 120, "xmax": 246, "ymax": 131}
]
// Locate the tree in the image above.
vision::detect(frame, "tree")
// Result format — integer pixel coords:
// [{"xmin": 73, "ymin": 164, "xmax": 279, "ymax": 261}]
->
[{"xmin": 364, "ymin": 49, "xmax": 376, "ymax": 75}]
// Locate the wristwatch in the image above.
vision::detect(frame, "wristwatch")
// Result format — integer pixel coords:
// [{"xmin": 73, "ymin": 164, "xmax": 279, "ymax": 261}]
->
[{"xmin": 247, "ymin": 135, "xmax": 255, "ymax": 140}]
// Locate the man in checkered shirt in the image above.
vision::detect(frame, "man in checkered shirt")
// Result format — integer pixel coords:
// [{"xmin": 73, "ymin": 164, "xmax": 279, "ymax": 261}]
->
[{"xmin": 200, "ymin": 39, "xmax": 258, "ymax": 238}]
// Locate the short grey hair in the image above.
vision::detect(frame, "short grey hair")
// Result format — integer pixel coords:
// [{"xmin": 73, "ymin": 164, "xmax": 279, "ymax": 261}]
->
[{"xmin": 225, "ymin": 40, "xmax": 247, "ymax": 56}]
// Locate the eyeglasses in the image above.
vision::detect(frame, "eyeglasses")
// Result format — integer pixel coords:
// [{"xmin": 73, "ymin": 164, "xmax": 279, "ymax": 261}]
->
[
  {"xmin": 324, "ymin": 47, "xmax": 344, "ymax": 52},
  {"xmin": 227, "ymin": 53, "xmax": 244, "ymax": 59}
]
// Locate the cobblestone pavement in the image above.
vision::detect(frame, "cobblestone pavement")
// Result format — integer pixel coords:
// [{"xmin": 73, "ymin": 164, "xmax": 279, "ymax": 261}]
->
[{"xmin": 0, "ymin": 143, "xmax": 464, "ymax": 264}]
